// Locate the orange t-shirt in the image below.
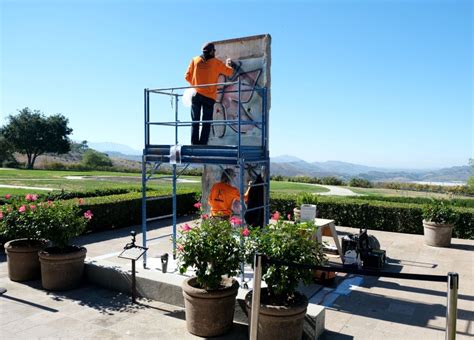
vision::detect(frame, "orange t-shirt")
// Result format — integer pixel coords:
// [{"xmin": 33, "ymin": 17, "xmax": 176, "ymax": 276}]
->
[
  {"xmin": 208, "ymin": 182, "xmax": 247, "ymax": 217},
  {"xmin": 185, "ymin": 56, "xmax": 234, "ymax": 100}
]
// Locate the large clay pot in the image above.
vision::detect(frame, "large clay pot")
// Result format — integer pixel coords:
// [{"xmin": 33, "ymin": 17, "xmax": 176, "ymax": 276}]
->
[
  {"xmin": 182, "ymin": 277, "xmax": 239, "ymax": 337},
  {"xmin": 423, "ymin": 220, "xmax": 454, "ymax": 247},
  {"xmin": 39, "ymin": 246, "xmax": 87, "ymax": 291},
  {"xmin": 245, "ymin": 289, "xmax": 308, "ymax": 340},
  {"xmin": 4, "ymin": 239, "xmax": 49, "ymax": 282}
]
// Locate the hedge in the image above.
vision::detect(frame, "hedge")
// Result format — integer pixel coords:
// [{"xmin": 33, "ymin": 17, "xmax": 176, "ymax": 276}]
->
[
  {"xmin": 77, "ymin": 190, "xmax": 198, "ymax": 232},
  {"xmin": 270, "ymin": 194, "xmax": 474, "ymax": 240}
]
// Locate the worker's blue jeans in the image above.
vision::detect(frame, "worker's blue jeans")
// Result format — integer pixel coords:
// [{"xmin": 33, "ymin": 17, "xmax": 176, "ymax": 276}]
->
[{"xmin": 191, "ymin": 93, "xmax": 215, "ymax": 145}]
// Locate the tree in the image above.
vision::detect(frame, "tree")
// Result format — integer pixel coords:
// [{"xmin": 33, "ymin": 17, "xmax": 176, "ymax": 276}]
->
[
  {"xmin": 1, "ymin": 108, "xmax": 73, "ymax": 169},
  {"xmin": 81, "ymin": 149, "xmax": 113, "ymax": 168},
  {"xmin": 0, "ymin": 135, "xmax": 17, "ymax": 167}
]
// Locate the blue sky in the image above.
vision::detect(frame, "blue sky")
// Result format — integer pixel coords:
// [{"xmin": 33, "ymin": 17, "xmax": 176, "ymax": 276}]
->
[{"xmin": 1, "ymin": 0, "xmax": 472, "ymax": 169}]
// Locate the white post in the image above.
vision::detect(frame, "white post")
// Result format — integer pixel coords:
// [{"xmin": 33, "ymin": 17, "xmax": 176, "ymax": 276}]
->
[{"xmin": 250, "ymin": 254, "xmax": 263, "ymax": 340}]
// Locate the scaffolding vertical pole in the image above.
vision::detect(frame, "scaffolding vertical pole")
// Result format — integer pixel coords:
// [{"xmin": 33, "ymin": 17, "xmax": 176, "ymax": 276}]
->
[
  {"xmin": 446, "ymin": 272, "xmax": 459, "ymax": 340},
  {"xmin": 142, "ymin": 88, "xmax": 150, "ymax": 268},
  {"xmin": 262, "ymin": 87, "xmax": 270, "ymax": 225},
  {"xmin": 172, "ymin": 95, "xmax": 179, "ymax": 257}
]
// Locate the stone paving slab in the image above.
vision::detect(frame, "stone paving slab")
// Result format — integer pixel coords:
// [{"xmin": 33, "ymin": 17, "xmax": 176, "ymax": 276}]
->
[{"xmin": 1, "ymin": 218, "xmax": 473, "ymax": 339}]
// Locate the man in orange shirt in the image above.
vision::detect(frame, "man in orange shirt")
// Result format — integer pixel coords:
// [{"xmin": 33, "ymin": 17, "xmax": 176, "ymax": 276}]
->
[
  {"xmin": 208, "ymin": 168, "xmax": 249, "ymax": 218},
  {"xmin": 185, "ymin": 42, "xmax": 235, "ymax": 145}
]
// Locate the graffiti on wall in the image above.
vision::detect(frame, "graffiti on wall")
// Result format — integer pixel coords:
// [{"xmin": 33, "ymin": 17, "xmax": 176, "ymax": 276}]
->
[{"xmin": 210, "ymin": 57, "xmax": 266, "ymax": 145}]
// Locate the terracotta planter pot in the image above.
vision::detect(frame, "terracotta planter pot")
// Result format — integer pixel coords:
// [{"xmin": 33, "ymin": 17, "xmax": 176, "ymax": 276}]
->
[
  {"xmin": 4, "ymin": 239, "xmax": 50, "ymax": 282},
  {"xmin": 39, "ymin": 246, "xmax": 87, "ymax": 291},
  {"xmin": 423, "ymin": 220, "xmax": 454, "ymax": 247},
  {"xmin": 245, "ymin": 289, "xmax": 308, "ymax": 340},
  {"xmin": 182, "ymin": 277, "xmax": 239, "ymax": 337}
]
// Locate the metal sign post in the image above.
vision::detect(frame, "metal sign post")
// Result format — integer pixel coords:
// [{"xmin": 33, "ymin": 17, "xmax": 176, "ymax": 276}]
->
[
  {"xmin": 118, "ymin": 231, "xmax": 148, "ymax": 304},
  {"xmin": 446, "ymin": 272, "xmax": 459, "ymax": 340}
]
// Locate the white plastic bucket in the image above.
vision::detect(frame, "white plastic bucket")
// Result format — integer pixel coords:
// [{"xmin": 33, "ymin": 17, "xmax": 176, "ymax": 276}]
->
[{"xmin": 300, "ymin": 204, "xmax": 316, "ymax": 222}]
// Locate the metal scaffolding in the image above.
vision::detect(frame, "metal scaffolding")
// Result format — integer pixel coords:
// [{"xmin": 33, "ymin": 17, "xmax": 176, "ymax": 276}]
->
[{"xmin": 141, "ymin": 80, "xmax": 270, "ymax": 267}]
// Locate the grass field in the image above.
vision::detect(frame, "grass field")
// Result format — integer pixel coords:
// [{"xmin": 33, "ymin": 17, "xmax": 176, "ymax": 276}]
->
[
  {"xmin": 349, "ymin": 186, "xmax": 474, "ymax": 200},
  {"xmin": 0, "ymin": 169, "xmax": 329, "ymax": 196}
]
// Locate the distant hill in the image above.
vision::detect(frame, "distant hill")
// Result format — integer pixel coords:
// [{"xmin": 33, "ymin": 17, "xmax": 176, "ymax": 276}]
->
[{"xmin": 88, "ymin": 142, "xmax": 141, "ymax": 156}]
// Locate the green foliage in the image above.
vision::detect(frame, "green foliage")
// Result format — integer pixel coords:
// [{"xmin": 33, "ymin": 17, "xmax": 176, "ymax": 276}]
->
[
  {"xmin": 245, "ymin": 219, "xmax": 326, "ymax": 301},
  {"xmin": 271, "ymin": 175, "xmax": 347, "ymax": 186},
  {"xmin": 0, "ymin": 194, "xmax": 90, "ymax": 248},
  {"xmin": 349, "ymin": 177, "xmax": 373, "ymax": 188},
  {"xmin": 375, "ymin": 181, "xmax": 473, "ymax": 196},
  {"xmin": 0, "ymin": 135, "xmax": 18, "ymax": 168},
  {"xmin": 177, "ymin": 217, "xmax": 243, "ymax": 290},
  {"xmin": 81, "ymin": 149, "xmax": 113, "ymax": 168},
  {"xmin": 270, "ymin": 193, "xmax": 474, "ymax": 239},
  {"xmin": 78, "ymin": 191, "xmax": 197, "ymax": 232},
  {"xmin": 1, "ymin": 108, "xmax": 73, "ymax": 169},
  {"xmin": 469, "ymin": 158, "xmax": 474, "ymax": 188},
  {"xmin": 350, "ymin": 194, "xmax": 474, "ymax": 208},
  {"xmin": 296, "ymin": 192, "xmax": 318, "ymax": 206},
  {"xmin": 422, "ymin": 199, "xmax": 457, "ymax": 224}
]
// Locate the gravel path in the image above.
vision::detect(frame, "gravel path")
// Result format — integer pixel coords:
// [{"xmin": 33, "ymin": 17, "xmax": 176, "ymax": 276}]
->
[{"xmin": 317, "ymin": 185, "xmax": 361, "ymax": 196}]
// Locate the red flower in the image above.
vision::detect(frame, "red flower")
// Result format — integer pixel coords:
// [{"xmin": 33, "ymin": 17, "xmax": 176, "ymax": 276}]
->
[
  {"xmin": 181, "ymin": 223, "xmax": 191, "ymax": 232},
  {"xmin": 29, "ymin": 205, "xmax": 37, "ymax": 210},
  {"xmin": 47, "ymin": 200, "xmax": 53, "ymax": 206},
  {"xmin": 241, "ymin": 227, "xmax": 250, "ymax": 237},
  {"xmin": 18, "ymin": 205, "xmax": 26, "ymax": 213},
  {"xmin": 177, "ymin": 244, "xmax": 184, "ymax": 252},
  {"xmin": 201, "ymin": 214, "xmax": 209, "ymax": 220},
  {"xmin": 271, "ymin": 211, "xmax": 280, "ymax": 220},
  {"xmin": 84, "ymin": 210, "xmax": 93, "ymax": 220},
  {"xmin": 194, "ymin": 202, "xmax": 202, "ymax": 209},
  {"xmin": 5, "ymin": 194, "xmax": 11, "ymax": 199}
]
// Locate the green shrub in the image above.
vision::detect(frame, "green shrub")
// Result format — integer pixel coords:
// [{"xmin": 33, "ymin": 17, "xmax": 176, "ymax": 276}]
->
[
  {"xmin": 81, "ymin": 150, "xmax": 113, "ymax": 168},
  {"xmin": 270, "ymin": 193, "xmax": 474, "ymax": 239},
  {"xmin": 422, "ymin": 199, "xmax": 457, "ymax": 224},
  {"xmin": 76, "ymin": 190, "xmax": 198, "ymax": 232},
  {"xmin": 349, "ymin": 178, "xmax": 373, "ymax": 188}
]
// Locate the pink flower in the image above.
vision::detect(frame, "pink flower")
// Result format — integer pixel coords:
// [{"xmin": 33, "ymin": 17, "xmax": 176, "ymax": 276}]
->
[
  {"xmin": 287, "ymin": 214, "xmax": 292, "ymax": 220},
  {"xmin": 271, "ymin": 211, "xmax": 280, "ymax": 220},
  {"xmin": 5, "ymin": 194, "xmax": 11, "ymax": 199},
  {"xmin": 241, "ymin": 227, "xmax": 250, "ymax": 237},
  {"xmin": 230, "ymin": 216, "xmax": 242, "ymax": 226},
  {"xmin": 29, "ymin": 205, "xmax": 37, "ymax": 210},
  {"xmin": 177, "ymin": 244, "xmax": 184, "ymax": 252},
  {"xmin": 181, "ymin": 223, "xmax": 191, "ymax": 232},
  {"xmin": 47, "ymin": 200, "xmax": 53, "ymax": 206},
  {"xmin": 84, "ymin": 210, "xmax": 93, "ymax": 220},
  {"xmin": 18, "ymin": 205, "xmax": 26, "ymax": 213},
  {"xmin": 0, "ymin": 211, "xmax": 3, "ymax": 220},
  {"xmin": 77, "ymin": 198, "xmax": 85, "ymax": 205},
  {"xmin": 201, "ymin": 214, "xmax": 209, "ymax": 220},
  {"xmin": 25, "ymin": 194, "xmax": 38, "ymax": 202},
  {"xmin": 194, "ymin": 202, "xmax": 202, "ymax": 209}
]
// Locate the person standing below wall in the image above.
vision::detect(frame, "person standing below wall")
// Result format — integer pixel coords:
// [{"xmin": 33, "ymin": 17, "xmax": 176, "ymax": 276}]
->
[
  {"xmin": 185, "ymin": 42, "xmax": 235, "ymax": 145},
  {"xmin": 208, "ymin": 168, "xmax": 249, "ymax": 219}
]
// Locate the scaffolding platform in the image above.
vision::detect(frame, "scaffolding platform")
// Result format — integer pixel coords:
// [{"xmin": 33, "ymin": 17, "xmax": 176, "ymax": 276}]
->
[{"xmin": 144, "ymin": 144, "xmax": 267, "ymax": 165}]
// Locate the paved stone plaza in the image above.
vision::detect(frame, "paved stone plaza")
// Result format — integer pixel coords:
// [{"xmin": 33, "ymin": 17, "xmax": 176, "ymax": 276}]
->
[{"xmin": 0, "ymin": 217, "xmax": 472, "ymax": 339}]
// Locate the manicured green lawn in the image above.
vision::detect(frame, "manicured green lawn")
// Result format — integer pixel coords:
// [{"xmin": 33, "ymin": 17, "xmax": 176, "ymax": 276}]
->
[
  {"xmin": 349, "ymin": 186, "xmax": 473, "ymax": 199},
  {"xmin": 0, "ymin": 169, "xmax": 330, "ymax": 196},
  {"xmin": 270, "ymin": 181, "xmax": 329, "ymax": 194}
]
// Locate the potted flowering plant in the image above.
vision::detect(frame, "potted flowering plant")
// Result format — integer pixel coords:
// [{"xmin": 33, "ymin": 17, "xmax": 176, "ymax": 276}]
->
[
  {"xmin": 38, "ymin": 199, "xmax": 93, "ymax": 290},
  {"xmin": 1, "ymin": 193, "xmax": 50, "ymax": 281},
  {"xmin": 244, "ymin": 212, "xmax": 327, "ymax": 340},
  {"xmin": 422, "ymin": 199, "xmax": 457, "ymax": 247},
  {"xmin": 176, "ymin": 205, "xmax": 246, "ymax": 337}
]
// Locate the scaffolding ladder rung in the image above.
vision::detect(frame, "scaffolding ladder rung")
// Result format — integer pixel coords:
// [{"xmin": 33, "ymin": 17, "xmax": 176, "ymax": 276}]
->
[{"xmin": 146, "ymin": 214, "xmax": 173, "ymax": 222}]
